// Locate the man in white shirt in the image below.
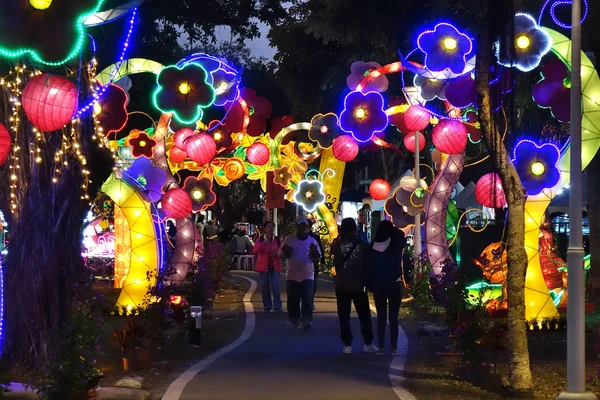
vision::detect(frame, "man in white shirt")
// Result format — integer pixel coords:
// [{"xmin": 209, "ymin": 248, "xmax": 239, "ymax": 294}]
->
[{"xmin": 279, "ymin": 216, "xmax": 321, "ymax": 329}]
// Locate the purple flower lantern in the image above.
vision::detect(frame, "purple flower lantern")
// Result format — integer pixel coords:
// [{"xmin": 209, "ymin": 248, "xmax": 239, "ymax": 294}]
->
[
  {"xmin": 513, "ymin": 140, "xmax": 561, "ymax": 195},
  {"xmin": 125, "ymin": 157, "xmax": 167, "ymax": 203},
  {"xmin": 497, "ymin": 13, "xmax": 551, "ymax": 72},
  {"xmin": 309, "ymin": 113, "xmax": 342, "ymax": 148},
  {"xmin": 414, "ymin": 75, "xmax": 448, "ymax": 101},
  {"xmin": 417, "ymin": 23, "xmax": 473, "ymax": 74},
  {"xmin": 339, "ymin": 90, "xmax": 388, "ymax": 143},
  {"xmin": 445, "ymin": 67, "xmax": 512, "ymax": 111},
  {"xmin": 212, "ymin": 68, "xmax": 240, "ymax": 106},
  {"xmin": 532, "ymin": 58, "xmax": 571, "ymax": 122},
  {"xmin": 346, "ymin": 61, "xmax": 389, "ymax": 93},
  {"xmin": 384, "ymin": 194, "xmax": 416, "ymax": 229}
]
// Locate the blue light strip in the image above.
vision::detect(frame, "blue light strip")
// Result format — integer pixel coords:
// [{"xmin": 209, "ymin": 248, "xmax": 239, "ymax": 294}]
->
[
  {"xmin": 0, "ymin": 257, "xmax": 4, "ymax": 355},
  {"xmin": 538, "ymin": 0, "xmax": 588, "ymax": 28},
  {"xmin": 76, "ymin": 7, "xmax": 138, "ymax": 117}
]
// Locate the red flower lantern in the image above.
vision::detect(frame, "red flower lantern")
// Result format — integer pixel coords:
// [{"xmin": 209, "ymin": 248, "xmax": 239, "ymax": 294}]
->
[
  {"xmin": 403, "ymin": 131, "xmax": 426, "ymax": 153},
  {"xmin": 432, "ymin": 119, "xmax": 468, "ymax": 154},
  {"xmin": 332, "ymin": 135, "xmax": 359, "ymax": 162},
  {"xmin": 185, "ymin": 133, "xmax": 216, "ymax": 165},
  {"xmin": 22, "ymin": 73, "xmax": 78, "ymax": 133},
  {"xmin": 174, "ymin": 128, "xmax": 195, "ymax": 150},
  {"xmin": 475, "ymin": 173, "xmax": 507, "ymax": 208},
  {"xmin": 403, "ymin": 105, "xmax": 430, "ymax": 132},
  {"xmin": 0, "ymin": 123, "xmax": 11, "ymax": 165},
  {"xmin": 161, "ymin": 188, "xmax": 193, "ymax": 219},
  {"xmin": 246, "ymin": 142, "xmax": 270, "ymax": 166},
  {"xmin": 169, "ymin": 147, "xmax": 188, "ymax": 163},
  {"xmin": 369, "ymin": 179, "xmax": 390, "ymax": 200}
]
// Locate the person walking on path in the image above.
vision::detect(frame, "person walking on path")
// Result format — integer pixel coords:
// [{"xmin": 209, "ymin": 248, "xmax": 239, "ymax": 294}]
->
[
  {"xmin": 332, "ymin": 218, "xmax": 377, "ymax": 355},
  {"xmin": 253, "ymin": 221, "xmax": 283, "ymax": 312},
  {"xmin": 366, "ymin": 220, "xmax": 407, "ymax": 355},
  {"xmin": 308, "ymin": 219, "xmax": 325, "ymax": 308},
  {"xmin": 279, "ymin": 216, "xmax": 321, "ymax": 330},
  {"xmin": 231, "ymin": 228, "xmax": 254, "ymax": 256}
]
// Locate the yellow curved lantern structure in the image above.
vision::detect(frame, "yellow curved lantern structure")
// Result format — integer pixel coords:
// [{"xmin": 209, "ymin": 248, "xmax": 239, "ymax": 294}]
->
[
  {"xmin": 102, "ymin": 174, "xmax": 161, "ymax": 311},
  {"xmin": 522, "ymin": 28, "xmax": 600, "ymax": 320}
]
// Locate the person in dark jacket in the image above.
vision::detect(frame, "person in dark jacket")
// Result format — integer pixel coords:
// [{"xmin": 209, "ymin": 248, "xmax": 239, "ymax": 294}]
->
[
  {"xmin": 331, "ymin": 218, "xmax": 376, "ymax": 355},
  {"xmin": 366, "ymin": 220, "xmax": 406, "ymax": 355},
  {"xmin": 308, "ymin": 219, "xmax": 325, "ymax": 308}
]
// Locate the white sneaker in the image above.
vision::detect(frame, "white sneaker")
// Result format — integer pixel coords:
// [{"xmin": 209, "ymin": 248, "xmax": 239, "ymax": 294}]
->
[
  {"xmin": 362, "ymin": 344, "xmax": 378, "ymax": 354},
  {"xmin": 342, "ymin": 346, "xmax": 352, "ymax": 355}
]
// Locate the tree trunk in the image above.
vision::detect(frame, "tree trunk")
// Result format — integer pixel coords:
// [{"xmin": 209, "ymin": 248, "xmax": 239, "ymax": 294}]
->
[
  {"xmin": 587, "ymin": 152, "xmax": 600, "ymax": 296},
  {"xmin": 475, "ymin": 1, "xmax": 533, "ymax": 393}
]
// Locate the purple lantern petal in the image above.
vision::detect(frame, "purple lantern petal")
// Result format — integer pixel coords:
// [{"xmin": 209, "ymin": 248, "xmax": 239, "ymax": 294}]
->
[
  {"xmin": 339, "ymin": 91, "xmax": 389, "ymax": 142},
  {"xmin": 513, "ymin": 140, "xmax": 561, "ymax": 195},
  {"xmin": 418, "ymin": 23, "xmax": 473, "ymax": 75}
]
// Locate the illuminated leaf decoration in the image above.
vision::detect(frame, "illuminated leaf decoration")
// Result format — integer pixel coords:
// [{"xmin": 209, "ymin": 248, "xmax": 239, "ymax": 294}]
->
[
  {"xmin": 280, "ymin": 142, "xmax": 308, "ymax": 177},
  {"xmin": 246, "ymin": 163, "xmax": 270, "ymax": 192}
]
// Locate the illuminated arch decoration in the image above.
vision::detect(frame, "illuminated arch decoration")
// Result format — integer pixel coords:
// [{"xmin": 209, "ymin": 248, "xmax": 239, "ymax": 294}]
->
[
  {"xmin": 96, "ymin": 59, "xmax": 165, "ymax": 85},
  {"xmin": 101, "ymin": 173, "xmax": 165, "ymax": 310},
  {"xmin": 83, "ymin": 0, "xmax": 143, "ymax": 27}
]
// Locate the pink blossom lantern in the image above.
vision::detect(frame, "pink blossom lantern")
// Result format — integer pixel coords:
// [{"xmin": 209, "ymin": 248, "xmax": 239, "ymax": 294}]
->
[
  {"xmin": 403, "ymin": 105, "xmax": 430, "ymax": 132},
  {"xmin": 22, "ymin": 73, "xmax": 78, "ymax": 133},
  {"xmin": 475, "ymin": 173, "xmax": 507, "ymax": 208},
  {"xmin": 403, "ymin": 131, "xmax": 426, "ymax": 153},
  {"xmin": 246, "ymin": 142, "xmax": 270, "ymax": 166},
  {"xmin": 185, "ymin": 133, "xmax": 216, "ymax": 165},
  {"xmin": 332, "ymin": 135, "xmax": 359, "ymax": 162},
  {"xmin": 174, "ymin": 128, "xmax": 195, "ymax": 150},
  {"xmin": 161, "ymin": 188, "xmax": 193, "ymax": 219},
  {"xmin": 432, "ymin": 119, "xmax": 468, "ymax": 154},
  {"xmin": 369, "ymin": 179, "xmax": 390, "ymax": 200}
]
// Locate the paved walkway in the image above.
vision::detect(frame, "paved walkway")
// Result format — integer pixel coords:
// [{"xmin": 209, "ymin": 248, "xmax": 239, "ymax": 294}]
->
[{"xmin": 163, "ymin": 272, "xmax": 414, "ymax": 400}]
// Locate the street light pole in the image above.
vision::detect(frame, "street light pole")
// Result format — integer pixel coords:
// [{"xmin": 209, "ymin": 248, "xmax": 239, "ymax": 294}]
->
[
  {"xmin": 414, "ymin": 126, "xmax": 421, "ymax": 256},
  {"xmin": 557, "ymin": 0, "xmax": 596, "ymax": 398}
]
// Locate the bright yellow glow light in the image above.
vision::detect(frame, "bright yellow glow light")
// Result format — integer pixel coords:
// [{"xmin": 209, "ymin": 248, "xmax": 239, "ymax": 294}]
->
[
  {"xmin": 93, "ymin": 102, "xmax": 102, "ymax": 116},
  {"xmin": 214, "ymin": 132, "xmax": 222, "ymax": 140},
  {"xmin": 306, "ymin": 191, "xmax": 313, "ymax": 198},
  {"xmin": 355, "ymin": 108, "xmax": 367, "ymax": 119},
  {"xmin": 516, "ymin": 35, "xmax": 531, "ymax": 50},
  {"xmin": 443, "ymin": 37, "xmax": 457, "ymax": 50},
  {"xmin": 531, "ymin": 161, "xmax": 545, "ymax": 176},
  {"xmin": 30, "ymin": 0, "xmax": 52, "ymax": 10},
  {"xmin": 192, "ymin": 190, "xmax": 203, "ymax": 200},
  {"xmin": 320, "ymin": 125, "xmax": 328, "ymax": 133},
  {"xmin": 139, "ymin": 140, "xmax": 147, "ymax": 147},
  {"xmin": 178, "ymin": 82, "xmax": 191, "ymax": 95}
]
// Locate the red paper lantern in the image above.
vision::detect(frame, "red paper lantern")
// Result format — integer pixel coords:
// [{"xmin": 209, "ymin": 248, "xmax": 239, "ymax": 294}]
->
[
  {"xmin": 161, "ymin": 188, "xmax": 193, "ymax": 219},
  {"xmin": 403, "ymin": 131, "xmax": 426, "ymax": 153},
  {"xmin": 332, "ymin": 135, "xmax": 359, "ymax": 162},
  {"xmin": 174, "ymin": 128, "xmax": 195, "ymax": 150},
  {"xmin": 475, "ymin": 173, "xmax": 507, "ymax": 208},
  {"xmin": 432, "ymin": 119, "xmax": 468, "ymax": 154},
  {"xmin": 369, "ymin": 179, "xmax": 390, "ymax": 200},
  {"xmin": 169, "ymin": 147, "xmax": 188, "ymax": 163},
  {"xmin": 185, "ymin": 133, "xmax": 216, "ymax": 165},
  {"xmin": 246, "ymin": 142, "xmax": 270, "ymax": 166},
  {"xmin": 0, "ymin": 123, "xmax": 11, "ymax": 166},
  {"xmin": 404, "ymin": 105, "xmax": 430, "ymax": 132},
  {"xmin": 22, "ymin": 73, "xmax": 78, "ymax": 133}
]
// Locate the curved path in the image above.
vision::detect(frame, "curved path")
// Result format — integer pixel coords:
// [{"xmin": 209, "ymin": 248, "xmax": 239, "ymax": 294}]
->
[{"xmin": 163, "ymin": 272, "xmax": 414, "ymax": 400}]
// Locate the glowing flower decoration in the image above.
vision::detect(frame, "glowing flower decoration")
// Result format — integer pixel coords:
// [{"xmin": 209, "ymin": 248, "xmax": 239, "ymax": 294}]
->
[
  {"xmin": 339, "ymin": 90, "xmax": 388, "ymax": 143},
  {"xmin": 0, "ymin": 0, "xmax": 103, "ymax": 65},
  {"xmin": 395, "ymin": 176, "xmax": 429, "ymax": 216},
  {"xmin": 212, "ymin": 68, "xmax": 240, "ymax": 106},
  {"xmin": 414, "ymin": 75, "xmax": 447, "ymax": 101},
  {"xmin": 309, "ymin": 113, "xmax": 342, "ymax": 148},
  {"xmin": 125, "ymin": 157, "xmax": 167, "ymax": 203},
  {"xmin": 417, "ymin": 23, "xmax": 473, "ymax": 74},
  {"xmin": 153, "ymin": 63, "xmax": 215, "ymax": 124},
  {"xmin": 532, "ymin": 58, "xmax": 571, "ymax": 122},
  {"xmin": 281, "ymin": 142, "xmax": 308, "ymax": 177},
  {"xmin": 224, "ymin": 88, "xmax": 272, "ymax": 136},
  {"xmin": 223, "ymin": 158, "xmax": 245, "ymax": 181},
  {"xmin": 384, "ymin": 193, "xmax": 417, "ymax": 229},
  {"xmin": 497, "ymin": 13, "xmax": 551, "ymax": 72},
  {"xmin": 206, "ymin": 121, "xmax": 233, "ymax": 151},
  {"xmin": 246, "ymin": 163, "xmax": 270, "ymax": 192},
  {"xmin": 513, "ymin": 140, "xmax": 560, "ymax": 195},
  {"xmin": 294, "ymin": 180, "xmax": 326, "ymax": 213},
  {"xmin": 94, "ymin": 84, "xmax": 128, "ymax": 136},
  {"xmin": 273, "ymin": 166, "xmax": 292, "ymax": 188},
  {"xmin": 183, "ymin": 177, "xmax": 216, "ymax": 212},
  {"xmin": 445, "ymin": 67, "xmax": 512, "ymax": 111},
  {"xmin": 346, "ymin": 61, "xmax": 389, "ymax": 92},
  {"xmin": 126, "ymin": 130, "xmax": 156, "ymax": 158}
]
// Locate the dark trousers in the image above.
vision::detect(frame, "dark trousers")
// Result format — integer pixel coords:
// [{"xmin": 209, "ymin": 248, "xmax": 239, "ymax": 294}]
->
[
  {"xmin": 259, "ymin": 270, "xmax": 281, "ymax": 311},
  {"xmin": 373, "ymin": 282, "xmax": 403, "ymax": 350},
  {"xmin": 335, "ymin": 288, "xmax": 374, "ymax": 346},
  {"xmin": 287, "ymin": 280, "xmax": 314, "ymax": 322},
  {"xmin": 313, "ymin": 268, "xmax": 319, "ymax": 298}
]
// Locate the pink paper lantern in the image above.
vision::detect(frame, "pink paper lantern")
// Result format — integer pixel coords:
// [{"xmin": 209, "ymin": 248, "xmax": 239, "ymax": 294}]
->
[
  {"xmin": 161, "ymin": 188, "xmax": 193, "ymax": 219},
  {"xmin": 403, "ymin": 131, "xmax": 426, "ymax": 153},
  {"xmin": 475, "ymin": 173, "xmax": 507, "ymax": 208},
  {"xmin": 369, "ymin": 179, "xmax": 390, "ymax": 200},
  {"xmin": 174, "ymin": 128, "xmax": 195, "ymax": 150},
  {"xmin": 432, "ymin": 119, "xmax": 468, "ymax": 155},
  {"xmin": 169, "ymin": 147, "xmax": 188, "ymax": 163},
  {"xmin": 404, "ymin": 105, "xmax": 430, "ymax": 132},
  {"xmin": 332, "ymin": 135, "xmax": 359, "ymax": 162},
  {"xmin": 185, "ymin": 133, "xmax": 216, "ymax": 165},
  {"xmin": 246, "ymin": 142, "xmax": 270, "ymax": 166},
  {"xmin": 22, "ymin": 73, "xmax": 78, "ymax": 133},
  {"xmin": 0, "ymin": 123, "xmax": 11, "ymax": 166}
]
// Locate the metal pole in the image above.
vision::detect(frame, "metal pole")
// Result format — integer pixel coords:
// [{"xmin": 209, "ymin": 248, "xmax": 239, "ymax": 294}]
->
[
  {"xmin": 273, "ymin": 208, "xmax": 278, "ymax": 237},
  {"xmin": 557, "ymin": 0, "xmax": 596, "ymax": 398},
  {"xmin": 414, "ymin": 131, "xmax": 421, "ymax": 256}
]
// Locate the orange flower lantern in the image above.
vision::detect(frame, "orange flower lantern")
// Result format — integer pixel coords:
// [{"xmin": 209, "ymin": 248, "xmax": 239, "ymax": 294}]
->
[{"xmin": 223, "ymin": 158, "xmax": 245, "ymax": 181}]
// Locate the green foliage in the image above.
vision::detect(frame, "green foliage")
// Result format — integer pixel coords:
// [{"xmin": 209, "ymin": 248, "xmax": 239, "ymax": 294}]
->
[{"xmin": 409, "ymin": 252, "xmax": 433, "ymax": 308}]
